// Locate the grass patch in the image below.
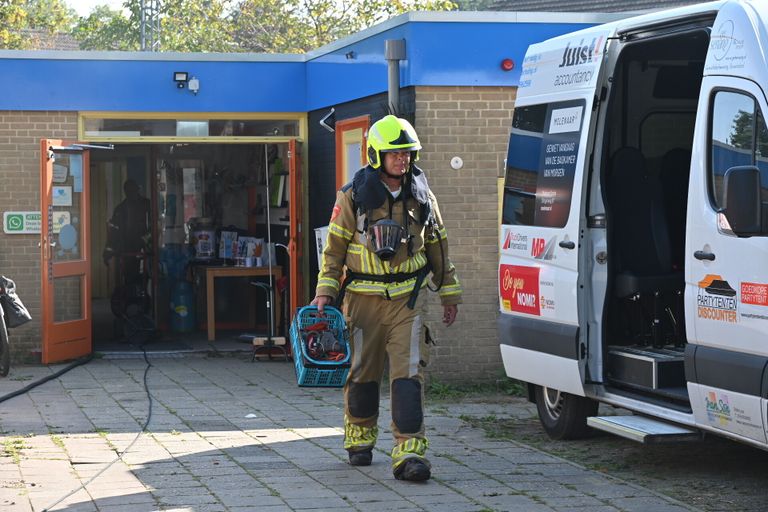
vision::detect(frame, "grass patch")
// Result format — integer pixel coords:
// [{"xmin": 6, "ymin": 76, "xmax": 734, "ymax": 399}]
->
[
  {"xmin": 50, "ymin": 435, "xmax": 65, "ymax": 450},
  {"xmin": 427, "ymin": 373, "xmax": 526, "ymax": 401},
  {"xmin": 3, "ymin": 437, "xmax": 27, "ymax": 463}
]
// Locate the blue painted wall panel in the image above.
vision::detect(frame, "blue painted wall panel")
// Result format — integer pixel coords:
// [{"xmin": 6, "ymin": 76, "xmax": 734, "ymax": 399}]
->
[
  {"xmin": 305, "ymin": 24, "xmax": 411, "ymax": 110},
  {"xmin": 0, "ymin": 20, "xmax": 599, "ymax": 112},
  {"xmin": 406, "ymin": 22, "xmax": 596, "ymax": 87},
  {"xmin": 0, "ymin": 59, "xmax": 306, "ymax": 112},
  {"xmin": 304, "ymin": 21, "xmax": 596, "ymax": 110}
]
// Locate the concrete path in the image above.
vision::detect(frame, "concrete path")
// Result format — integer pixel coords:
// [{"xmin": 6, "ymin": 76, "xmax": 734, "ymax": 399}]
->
[{"xmin": 0, "ymin": 354, "xmax": 699, "ymax": 512}]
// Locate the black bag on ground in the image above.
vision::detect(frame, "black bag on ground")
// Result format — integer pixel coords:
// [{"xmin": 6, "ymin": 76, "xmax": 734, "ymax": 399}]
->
[{"xmin": 0, "ymin": 276, "xmax": 32, "ymax": 328}]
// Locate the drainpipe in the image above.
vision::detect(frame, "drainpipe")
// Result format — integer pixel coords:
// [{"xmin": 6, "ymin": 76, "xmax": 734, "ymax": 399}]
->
[{"xmin": 385, "ymin": 39, "xmax": 406, "ymax": 115}]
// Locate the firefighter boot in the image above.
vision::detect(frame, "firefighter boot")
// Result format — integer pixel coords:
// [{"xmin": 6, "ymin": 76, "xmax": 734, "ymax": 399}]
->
[
  {"xmin": 344, "ymin": 416, "xmax": 378, "ymax": 466},
  {"xmin": 391, "ymin": 438, "xmax": 431, "ymax": 481},
  {"xmin": 393, "ymin": 457, "xmax": 431, "ymax": 481},
  {"xmin": 348, "ymin": 448, "xmax": 373, "ymax": 466}
]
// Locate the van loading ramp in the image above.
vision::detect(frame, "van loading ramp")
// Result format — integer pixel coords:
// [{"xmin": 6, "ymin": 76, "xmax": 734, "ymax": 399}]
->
[{"xmin": 588, "ymin": 414, "xmax": 703, "ymax": 443}]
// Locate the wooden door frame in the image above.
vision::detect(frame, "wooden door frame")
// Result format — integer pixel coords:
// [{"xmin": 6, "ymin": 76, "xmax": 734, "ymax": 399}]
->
[{"xmin": 288, "ymin": 139, "xmax": 304, "ymax": 313}]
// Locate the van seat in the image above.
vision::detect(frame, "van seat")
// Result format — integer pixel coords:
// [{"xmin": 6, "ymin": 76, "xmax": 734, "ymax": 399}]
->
[
  {"xmin": 609, "ymin": 146, "xmax": 677, "ymax": 279},
  {"xmin": 608, "ymin": 147, "xmax": 683, "ymax": 347},
  {"xmin": 660, "ymin": 148, "xmax": 692, "ymax": 271}
]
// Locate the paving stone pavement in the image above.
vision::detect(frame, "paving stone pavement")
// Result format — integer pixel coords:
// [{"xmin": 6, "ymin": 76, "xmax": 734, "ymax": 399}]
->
[{"xmin": 0, "ymin": 354, "xmax": 701, "ymax": 512}]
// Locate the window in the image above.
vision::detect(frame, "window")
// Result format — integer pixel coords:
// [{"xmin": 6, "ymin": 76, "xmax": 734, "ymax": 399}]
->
[
  {"xmin": 81, "ymin": 116, "xmax": 300, "ymax": 139},
  {"xmin": 709, "ymin": 91, "xmax": 768, "ymax": 209},
  {"xmin": 640, "ymin": 112, "xmax": 696, "ymax": 159},
  {"xmin": 503, "ymin": 100, "xmax": 585, "ymax": 227}
]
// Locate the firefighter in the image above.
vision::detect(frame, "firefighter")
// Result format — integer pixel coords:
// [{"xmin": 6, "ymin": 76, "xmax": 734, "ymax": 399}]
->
[{"xmin": 312, "ymin": 115, "xmax": 462, "ymax": 481}]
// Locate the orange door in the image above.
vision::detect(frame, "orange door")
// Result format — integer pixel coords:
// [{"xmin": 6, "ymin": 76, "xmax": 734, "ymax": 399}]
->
[
  {"xmin": 40, "ymin": 140, "xmax": 92, "ymax": 363},
  {"xmin": 288, "ymin": 140, "xmax": 304, "ymax": 313}
]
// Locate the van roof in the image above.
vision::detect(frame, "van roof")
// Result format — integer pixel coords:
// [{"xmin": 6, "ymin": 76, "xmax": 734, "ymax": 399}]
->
[{"xmin": 536, "ymin": 1, "xmax": 725, "ymax": 46}]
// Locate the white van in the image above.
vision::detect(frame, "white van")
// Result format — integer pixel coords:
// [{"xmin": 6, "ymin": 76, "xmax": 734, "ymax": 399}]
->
[{"xmin": 499, "ymin": 0, "xmax": 768, "ymax": 448}]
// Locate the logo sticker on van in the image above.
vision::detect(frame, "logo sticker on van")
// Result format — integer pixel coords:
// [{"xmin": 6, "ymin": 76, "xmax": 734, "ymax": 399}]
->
[
  {"xmin": 531, "ymin": 236, "xmax": 557, "ymax": 260},
  {"xmin": 501, "ymin": 229, "xmax": 528, "ymax": 252},
  {"xmin": 697, "ymin": 274, "xmax": 738, "ymax": 323},
  {"xmin": 558, "ymin": 37, "xmax": 603, "ymax": 68},
  {"xmin": 741, "ymin": 282, "xmax": 768, "ymax": 306},
  {"xmin": 705, "ymin": 391, "xmax": 732, "ymax": 427},
  {"xmin": 499, "ymin": 264, "xmax": 540, "ymax": 316}
]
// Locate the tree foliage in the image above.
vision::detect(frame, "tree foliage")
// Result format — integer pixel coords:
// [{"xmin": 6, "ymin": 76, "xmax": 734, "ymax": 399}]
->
[
  {"xmin": 1, "ymin": 0, "xmax": 75, "ymax": 48},
  {"xmin": 72, "ymin": 5, "xmax": 137, "ymax": 50},
  {"xmin": 230, "ymin": 0, "xmax": 456, "ymax": 53},
  {"xmin": 25, "ymin": 0, "xmax": 76, "ymax": 32},
  {"xmin": 1, "ymin": 0, "xmax": 28, "ymax": 48},
  {"xmin": 6, "ymin": 0, "xmax": 457, "ymax": 52}
]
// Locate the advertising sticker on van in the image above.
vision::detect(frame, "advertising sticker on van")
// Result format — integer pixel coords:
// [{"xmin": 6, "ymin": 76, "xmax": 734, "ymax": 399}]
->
[
  {"xmin": 499, "ymin": 264, "xmax": 540, "ymax": 316},
  {"xmin": 740, "ymin": 282, "xmax": 768, "ymax": 306},
  {"xmin": 517, "ymin": 29, "xmax": 609, "ymax": 95},
  {"xmin": 697, "ymin": 274, "xmax": 738, "ymax": 323},
  {"xmin": 533, "ymin": 102, "xmax": 583, "ymax": 227}
]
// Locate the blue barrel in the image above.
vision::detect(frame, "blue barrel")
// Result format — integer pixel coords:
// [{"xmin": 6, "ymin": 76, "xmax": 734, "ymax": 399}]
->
[{"xmin": 170, "ymin": 280, "xmax": 196, "ymax": 333}]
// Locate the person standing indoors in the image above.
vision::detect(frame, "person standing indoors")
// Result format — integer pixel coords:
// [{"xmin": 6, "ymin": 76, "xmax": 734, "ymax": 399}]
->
[
  {"xmin": 103, "ymin": 179, "xmax": 151, "ymax": 282},
  {"xmin": 312, "ymin": 115, "xmax": 462, "ymax": 482}
]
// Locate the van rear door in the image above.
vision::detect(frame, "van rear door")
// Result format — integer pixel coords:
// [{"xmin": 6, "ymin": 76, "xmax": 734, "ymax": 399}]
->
[{"xmin": 499, "ymin": 28, "xmax": 612, "ymax": 396}]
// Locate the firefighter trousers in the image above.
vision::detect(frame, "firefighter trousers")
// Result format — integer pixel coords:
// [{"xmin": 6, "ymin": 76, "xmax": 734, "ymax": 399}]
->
[{"xmin": 342, "ymin": 291, "xmax": 431, "ymax": 458}]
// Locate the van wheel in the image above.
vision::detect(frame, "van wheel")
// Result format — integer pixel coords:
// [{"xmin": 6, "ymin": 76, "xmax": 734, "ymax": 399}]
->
[{"xmin": 534, "ymin": 385, "xmax": 598, "ymax": 440}]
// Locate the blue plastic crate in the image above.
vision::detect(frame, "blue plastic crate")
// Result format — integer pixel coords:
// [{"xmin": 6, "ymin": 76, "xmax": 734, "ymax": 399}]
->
[{"xmin": 290, "ymin": 305, "xmax": 350, "ymax": 387}]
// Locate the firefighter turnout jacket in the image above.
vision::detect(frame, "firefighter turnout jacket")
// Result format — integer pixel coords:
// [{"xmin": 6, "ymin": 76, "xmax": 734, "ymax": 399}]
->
[{"xmin": 316, "ymin": 165, "xmax": 462, "ymax": 306}]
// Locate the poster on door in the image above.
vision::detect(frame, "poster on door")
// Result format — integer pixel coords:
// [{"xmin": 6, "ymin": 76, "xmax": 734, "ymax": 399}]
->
[
  {"xmin": 533, "ymin": 102, "xmax": 583, "ymax": 228},
  {"xmin": 499, "ymin": 264, "xmax": 541, "ymax": 316}
]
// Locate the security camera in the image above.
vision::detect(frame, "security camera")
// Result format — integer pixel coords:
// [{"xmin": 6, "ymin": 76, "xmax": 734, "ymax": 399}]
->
[{"xmin": 319, "ymin": 108, "xmax": 336, "ymax": 133}]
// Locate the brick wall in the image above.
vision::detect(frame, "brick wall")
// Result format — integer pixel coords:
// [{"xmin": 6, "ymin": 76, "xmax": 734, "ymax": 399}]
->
[
  {"xmin": 0, "ymin": 111, "xmax": 78, "ymax": 362},
  {"xmin": 415, "ymin": 86, "xmax": 517, "ymax": 383}
]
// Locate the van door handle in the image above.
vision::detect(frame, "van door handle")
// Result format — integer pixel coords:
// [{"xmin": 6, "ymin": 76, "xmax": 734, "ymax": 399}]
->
[
  {"xmin": 694, "ymin": 250, "xmax": 715, "ymax": 261},
  {"xmin": 559, "ymin": 241, "xmax": 575, "ymax": 249}
]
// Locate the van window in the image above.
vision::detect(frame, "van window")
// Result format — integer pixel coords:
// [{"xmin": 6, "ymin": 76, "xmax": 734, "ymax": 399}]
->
[
  {"xmin": 709, "ymin": 91, "xmax": 768, "ymax": 209},
  {"xmin": 503, "ymin": 100, "xmax": 585, "ymax": 227},
  {"xmin": 640, "ymin": 112, "xmax": 696, "ymax": 160}
]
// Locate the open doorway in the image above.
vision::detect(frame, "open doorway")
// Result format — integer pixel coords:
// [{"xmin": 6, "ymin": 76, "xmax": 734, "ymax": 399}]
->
[{"xmin": 90, "ymin": 142, "xmax": 297, "ymax": 352}]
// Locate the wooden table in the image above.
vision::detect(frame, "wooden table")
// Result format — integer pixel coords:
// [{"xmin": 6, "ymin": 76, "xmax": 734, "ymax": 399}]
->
[{"xmin": 204, "ymin": 266, "xmax": 282, "ymax": 341}]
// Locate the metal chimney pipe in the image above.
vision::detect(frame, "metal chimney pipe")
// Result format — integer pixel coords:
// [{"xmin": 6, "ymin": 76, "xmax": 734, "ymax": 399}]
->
[{"xmin": 385, "ymin": 39, "xmax": 406, "ymax": 115}]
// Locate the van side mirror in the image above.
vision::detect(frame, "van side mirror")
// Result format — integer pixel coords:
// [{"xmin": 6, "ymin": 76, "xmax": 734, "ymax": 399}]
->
[{"xmin": 722, "ymin": 165, "xmax": 762, "ymax": 236}]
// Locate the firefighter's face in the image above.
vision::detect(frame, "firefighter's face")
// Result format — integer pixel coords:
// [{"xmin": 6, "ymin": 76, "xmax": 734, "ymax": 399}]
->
[{"xmin": 382, "ymin": 151, "xmax": 411, "ymax": 177}]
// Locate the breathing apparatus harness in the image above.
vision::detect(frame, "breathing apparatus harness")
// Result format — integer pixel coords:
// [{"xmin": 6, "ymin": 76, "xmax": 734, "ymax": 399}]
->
[{"xmin": 335, "ymin": 164, "xmax": 445, "ymax": 309}]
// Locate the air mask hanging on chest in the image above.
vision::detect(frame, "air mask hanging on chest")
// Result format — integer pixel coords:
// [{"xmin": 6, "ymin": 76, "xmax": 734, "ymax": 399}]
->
[{"xmin": 368, "ymin": 219, "xmax": 406, "ymax": 260}]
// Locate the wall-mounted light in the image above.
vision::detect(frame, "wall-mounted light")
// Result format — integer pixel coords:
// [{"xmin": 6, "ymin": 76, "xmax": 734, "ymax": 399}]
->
[{"xmin": 173, "ymin": 71, "xmax": 189, "ymax": 88}]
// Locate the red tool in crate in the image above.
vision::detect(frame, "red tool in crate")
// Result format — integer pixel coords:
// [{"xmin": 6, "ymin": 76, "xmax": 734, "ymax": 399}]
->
[{"xmin": 289, "ymin": 305, "xmax": 351, "ymax": 387}]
